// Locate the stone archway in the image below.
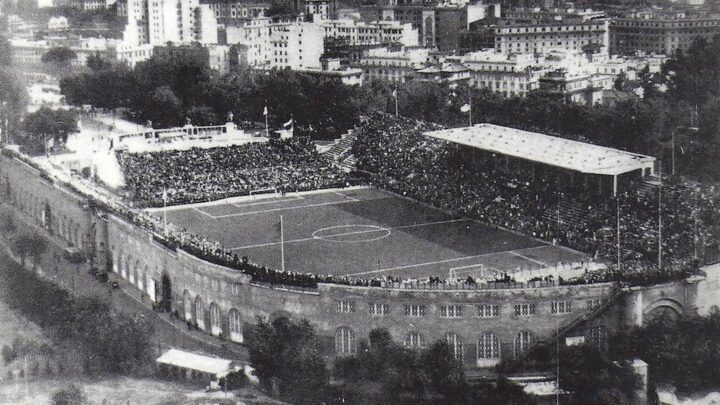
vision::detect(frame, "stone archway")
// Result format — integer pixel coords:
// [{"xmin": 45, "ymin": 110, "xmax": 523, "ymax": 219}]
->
[{"xmin": 644, "ymin": 298, "xmax": 683, "ymax": 324}]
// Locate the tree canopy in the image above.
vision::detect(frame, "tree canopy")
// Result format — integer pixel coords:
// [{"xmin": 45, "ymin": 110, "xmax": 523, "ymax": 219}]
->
[
  {"xmin": 20, "ymin": 107, "xmax": 78, "ymax": 154},
  {"xmin": 41, "ymin": 46, "xmax": 78, "ymax": 65}
]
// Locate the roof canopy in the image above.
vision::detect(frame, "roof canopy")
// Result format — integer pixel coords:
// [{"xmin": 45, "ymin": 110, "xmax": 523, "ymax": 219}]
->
[
  {"xmin": 157, "ymin": 349, "xmax": 233, "ymax": 376},
  {"xmin": 425, "ymin": 124, "xmax": 656, "ymax": 176}
]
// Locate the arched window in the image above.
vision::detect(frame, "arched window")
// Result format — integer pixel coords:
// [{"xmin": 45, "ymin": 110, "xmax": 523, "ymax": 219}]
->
[
  {"xmin": 137, "ymin": 266, "xmax": 145, "ymax": 291},
  {"xmin": 446, "ymin": 333, "xmax": 463, "ymax": 360},
  {"xmin": 477, "ymin": 332, "xmax": 500, "ymax": 360},
  {"xmin": 513, "ymin": 330, "xmax": 535, "ymax": 358},
  {"xmin": 195, "ymin": 296, "xmax": 205, "ymax": 330},
  {"xmin": 129, "ymin": 261, "xmax": 136, "ymax": 283},
  {"xmin": 122, "ymin": 256, "xmax": 130, "ymax": 278},
  {"xmin": 114, "ymin": 252, "xmax": 121, "ymax": 274},
  {"xmin": 209, "ymin": 303, "xmax": 221, "ymax": 336},
  {"xmin": 404, "ymin": 331, "xmax": 425, "ymax": 349},
  {"xmin": 228, "ymin": 309, "xmax": 243, "ymax": 343},
  {"xmin": 183, "ymin": 290, "xmax": 192, "ymax": 321},
  {"xmin": 335, "ymin": 327, "xmax": 355, "ymax": 355}
]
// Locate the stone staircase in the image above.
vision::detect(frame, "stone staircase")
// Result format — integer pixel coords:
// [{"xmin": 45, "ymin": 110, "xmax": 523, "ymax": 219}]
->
[
  {"xmin": 541, "ymin": 199, "xmax": 588, "ymax": 228},
  {"xmin": 321, "ymin": 131, "xmax": 358, "ymax": 172}
]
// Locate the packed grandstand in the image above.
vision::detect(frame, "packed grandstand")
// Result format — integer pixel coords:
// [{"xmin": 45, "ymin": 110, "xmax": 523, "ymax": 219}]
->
[{"xmin": 89, "ymin": 113, "xmax": 720, "ymax": 289}]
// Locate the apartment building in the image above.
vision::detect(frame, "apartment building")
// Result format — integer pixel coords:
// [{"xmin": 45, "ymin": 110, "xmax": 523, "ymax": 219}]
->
[
  {"xmin": 321, "ymin": 18, "xmax": 419, "ymax": 47},
  {"xmin": 610, "ymin": 12, "xmax": 720, "ymax": 55}
]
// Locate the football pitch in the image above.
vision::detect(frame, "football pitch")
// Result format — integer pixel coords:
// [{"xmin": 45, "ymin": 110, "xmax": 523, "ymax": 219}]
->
[{"xmin": 154, "ymin": 187, "xmax": 587, "ymax": 280}]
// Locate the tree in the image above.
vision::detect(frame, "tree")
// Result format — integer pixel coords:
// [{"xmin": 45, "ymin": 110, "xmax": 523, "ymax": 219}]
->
[
  {"xmin": 41, "ymin": 47, "xmax": 78, "ymax": 66},
  {"xmin": 244, "ymin": 316, "xmax": 329, "ymax": 404},
  {"xmin": 558, "ymin": 345, "xmax": 640, "ymax": 405},
  {"xmin": 21, "ymin": 107, "xmax": 78, "ymax": 154},
  {"xmin": 51, "ymin": 384, "xmax": 89, "ymax": 405},
  {"xmin": 12, "ymin": 232, "xmax": 47, "ymax": 268},
  {"xmin": 142, "ymin": 86, "xmax": 183, "ymax": 128},
  {"xmin": 86, "ymin": 53, "xmax": 111, "ymax": 71}
]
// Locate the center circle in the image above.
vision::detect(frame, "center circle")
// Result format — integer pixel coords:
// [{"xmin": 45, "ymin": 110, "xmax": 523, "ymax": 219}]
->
[{"xmin": 311, "ymin": 225, "xmax": 391, "ymax": 243}]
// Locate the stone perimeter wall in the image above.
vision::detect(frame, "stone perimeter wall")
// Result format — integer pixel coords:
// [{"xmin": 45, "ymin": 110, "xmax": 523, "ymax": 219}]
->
[{"xmin": 2, "ymin": 154, "xmax": 719, "ymax": 368}]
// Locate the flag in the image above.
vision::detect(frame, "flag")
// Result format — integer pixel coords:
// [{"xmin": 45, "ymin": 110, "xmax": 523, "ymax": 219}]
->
[
  {"xmin": 460, "ymin": 103, "xmax": 471, "ymax": 113},
  {"xmin": 263, "ymin": 106, "xmax": 268, "ymax": 116},
  {"xmin": 283, "ymin": 118, "xmax": 293, "ymax": 128},
  {"xmin": 392, "ymin": 89, "xmax": 397, "ymax": 98},
  {"xmin": 162, "ymin": 187, "xmax": 168, "ymax": 204}
]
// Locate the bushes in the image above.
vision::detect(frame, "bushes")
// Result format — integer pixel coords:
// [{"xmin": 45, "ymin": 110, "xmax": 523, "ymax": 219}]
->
[{"xmin": 0, "ymin": 254, "xmax": 154, "ymax": 375}]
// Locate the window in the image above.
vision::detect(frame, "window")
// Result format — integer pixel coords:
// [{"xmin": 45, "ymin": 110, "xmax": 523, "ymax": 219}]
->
[
  {"xmin": 446, "ymin": 333, "xmax": 464, "ymax": 360},
  {"xmin": 405, "ymin": 304, "xmax": 425, "ymax": 317},
  {"xmin": 478, "ymin": 332, "xmax": 500, "ymax": 360},
  {"xmin": 337, "ymin": 300, "xmax": 355, "ymax": 313},
  {"xmin": 477, "ymin": 305, "xmax": 499, "ymax": 318},
  {"xmin": 209, "ymin": 303, "xmax": 221, "ymax": 336},
  {"xmin": 369, "ymin": 303, "xmax": 389, "ymax": 316},
  {"xmin": 440, "ymin": 305, "xmax": 463, "ymax": 318},
  {"xmin": 513, "ymin": 330, "xmax": 535, "ymax": 358},
  {"xmin": 183, "ymin": 290, "xmax": 192, "ymax": 321},
  {"xmin": 228, "ymin": 309, "xmax": 243, "ymax": 342},
  {"xmin": 405, "ymin": 331, "xmax": 425, "ymax": 348},
  {"xmin": 551, "ymin": 301, "xmax": 572, "ymax": 314},
  {"xmin": 336, "ymin": 327, "xmax": 355, "ymax": 355},
  {"xmin": 586, "ymin": 298, "xmax": 602, "ymax": 310},
  {"xmin": 514, "ymin": 304, "xmax": 535, "ymax": 316}
]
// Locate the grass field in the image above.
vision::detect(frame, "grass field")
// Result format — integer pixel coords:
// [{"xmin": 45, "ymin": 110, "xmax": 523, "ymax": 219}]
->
[{"xmin": 156, "ymin": 188, "xmax": 587, "ymax": 280}]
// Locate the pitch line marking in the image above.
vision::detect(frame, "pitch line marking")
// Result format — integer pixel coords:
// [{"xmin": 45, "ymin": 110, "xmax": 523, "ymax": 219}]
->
[
  {"xmin": 230, "ymin": 195, "xmax": 304, "ymax": 208},
  {"xmin": 345, "ymin": 245, "xmax": 550, "ymax": 277},
  {"xmin": 509, "ymin": 251, "xmax": 547, "ymax": 266},
  {"xmin": 192, "ymin": 207, "xmax": 217, "ymax": 218},
  {"xmin": 212, "ymin": 198, "xmax": 357, "ymax": 218},
  {"xmin": 334, "ymin": 191, "xmax": 360, "ymax": 202},
  {"xmin": 227, "ymin": 218, "xmax": 469, "ymax": 250}
]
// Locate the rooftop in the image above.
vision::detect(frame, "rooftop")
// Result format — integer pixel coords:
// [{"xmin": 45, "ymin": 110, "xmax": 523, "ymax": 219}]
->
[
  {"xmin": 425, "ymin": 124, "xmax": 656, "ymax": 176},
  {"xmin": 156, "ymin": 349, "xmax": 233, "ymax": 376}
]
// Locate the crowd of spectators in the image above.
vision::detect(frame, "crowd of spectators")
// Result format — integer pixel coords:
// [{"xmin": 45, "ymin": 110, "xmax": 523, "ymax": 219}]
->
[
  {"xmin": 351, "ymin": 113, "xmax": 720, "ymax": 286},
  {"xmin": 116, "ymin": 138, "xmax": 348, "ymax": 207}
]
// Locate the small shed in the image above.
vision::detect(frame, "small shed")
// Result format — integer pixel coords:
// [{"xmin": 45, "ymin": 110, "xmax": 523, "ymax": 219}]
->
[{"xmin": 156, "ymin": 349, "xmax": 233, "ymax": 384}]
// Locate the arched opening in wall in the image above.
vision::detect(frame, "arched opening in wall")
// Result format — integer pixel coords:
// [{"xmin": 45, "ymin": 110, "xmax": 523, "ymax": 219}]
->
[
  {"xmin": 445, "ymin": 333, "xmax": 464, "ymax": 361},
  {"xmin": 195, "ymin": 296, "xmax": 205, "ymax": 330},
  {"xmin": 209, "ymin": 303, "xmax": 221, "ymax": 336},
  {"xmin": 228, "ymin": 309, "xmax": 243, "ymax": 343},
  {"xmin": 183, "ymin": 290, "xmax": 192, "ymax": 321},
  {"xmin": 335, "ymin": 327, "xmax": 355, "ymax": 355},
  {"xmin": 114, "ymin": 251, "xmax": 121, "ymax": 274},
  {"xmin": 513, "ymin": 330, "xmax": 535, "ymax": 359},
  {"xmin": 129, "ymin": 260, "xmax": 138, "ymax": 284},
  {"xmin": 42, "ymin": 201, "xmax": 52, "ymax": 233},
  {"xmin": 161, "ymin": 273, "xmax": 172, "ymax": 312},
  {"xmin": 645, "ymin": 305, "xmax": 681, "ymax": 325},
  {"xmin": 122, "ymin": 256, "xmax": 130, "ymax": 279},
  {"xmin": 477, "ymin": 332, "xmax": 500, "ymax": 367},
  {"xmin": 137, "ymin": 266, "xmax": 146, "ymax": 291}
]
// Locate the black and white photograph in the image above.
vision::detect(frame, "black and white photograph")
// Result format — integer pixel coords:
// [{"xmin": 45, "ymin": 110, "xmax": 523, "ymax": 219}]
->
[{"xmin": 0, "ymin": 0, "xmax": 719, "ymax": 402}]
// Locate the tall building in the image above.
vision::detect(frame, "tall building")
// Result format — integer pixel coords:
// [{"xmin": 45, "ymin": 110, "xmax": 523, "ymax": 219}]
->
[
  {"xmin": 201, "ymin": 0, "xmax": 270, "ymax": 25},
  {"xmin": 321, "ymin": 18, "xmax": 419, "ymax": 47},
  {"xmin": 224, "ymin": 17, "xmax": 272, "ymax": 67},
  {"xmin": 269, "ymin": 21, "xmax": 324, "ymax": 70},
  {"xmin": 610, "ymin": 12, "xmax": 720, "ymax": 56},
  {"xmin": 460, "ymin": 17, "xmax": 609, "ymax": 55},
  {"xmin": 462, "ymin": 50, "xmax": 543, "ymax": 97},
  {"xmin": 123, "ymin": 0, "xmax": 219, "ymax": 46},
  {"xmin": 355, "ymin": 46, "xmax": 435, "ymax": 83}
]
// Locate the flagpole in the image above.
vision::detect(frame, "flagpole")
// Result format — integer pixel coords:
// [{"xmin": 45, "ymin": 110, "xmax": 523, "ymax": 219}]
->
[
  {"xmin": 280, "ymin": 215, "xmax": 285, "ymax": 272},
  {"xmin": 394, "ymin": 84, "xmax": 399, "ymax": 117},
  {"xmin": 469, "ymin": 94, "xmax": 473, "ymax": 126},
  {"xmin": 658, "ymin": 163, "xmax": 662, "ymax": 270},
  {"xmin": 163, "ymin": 186, "xmax": 167, "ymax": 236},
  {"xmin": 617, "ymin": 195, "xmax": 621, "ymax": 272},
  {"xmin": 264, "ymin": 106, "xmax": 269, "ymax": 138}
]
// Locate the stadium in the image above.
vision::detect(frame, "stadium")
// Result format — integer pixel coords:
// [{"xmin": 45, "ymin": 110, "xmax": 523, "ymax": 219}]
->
[{"xmin": 1, "ymin": 112, "xmax": 719, "ymax": 371}]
